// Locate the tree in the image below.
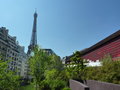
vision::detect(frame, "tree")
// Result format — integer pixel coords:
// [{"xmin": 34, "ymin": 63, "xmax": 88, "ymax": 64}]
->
[
  {"xmin": 44, "ymin": 69, "xmax": 67, "ymax": 90},
  {"xmin": 0, "ymin": 59, "xmax": 20, "ymax": 90},
  {"xmin": 66, "ymin": 51, "xmax": 88, "ymax": 82},
  {"xmin": 29, "ymin": 46, "xmax": 70, "ymax": 90},
  {"xmin": 29, "ymin": 47, "xmax": 50, "ymax": 90},
  {"xmin": 100, "ymin": 55, "xmax": 120, "ymax": 84},
  {"xmin": 48, "ymin": 54, "xmax": 63, "ymax": 71}
]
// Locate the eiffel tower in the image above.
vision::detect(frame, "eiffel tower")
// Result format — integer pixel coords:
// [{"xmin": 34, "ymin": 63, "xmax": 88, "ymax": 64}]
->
[{"xmin": 27, "ymin": 12, "xmax": 38, "ymax": 55}]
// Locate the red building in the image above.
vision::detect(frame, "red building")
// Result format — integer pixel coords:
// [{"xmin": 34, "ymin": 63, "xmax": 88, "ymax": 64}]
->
[
  {"xmin": 65, "ymin": 30, "xmax": 120, "ymax": 63},
  {"xmin": 81, "ymin": 30, "xmax": 120, "ymax": 61}
]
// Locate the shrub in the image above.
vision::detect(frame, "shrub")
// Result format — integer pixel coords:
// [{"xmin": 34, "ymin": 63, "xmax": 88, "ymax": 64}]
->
[
  {"xmin": 85, "ymin": 56, "xmax": 120, "ymax": 84},
  {"xmin": 62, "ymin": 87, "xmax": 71, "ymax": 90}
]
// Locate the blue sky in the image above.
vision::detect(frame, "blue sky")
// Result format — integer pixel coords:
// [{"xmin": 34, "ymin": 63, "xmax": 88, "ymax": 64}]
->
[{"xmin": 0, "ymin": 0, "xmax": 120, "ymax": 58}]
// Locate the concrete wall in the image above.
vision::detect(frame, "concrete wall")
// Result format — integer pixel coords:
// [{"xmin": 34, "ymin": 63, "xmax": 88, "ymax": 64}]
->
[
  {"xmin": 86, "ymin": 80, "xmax": 120, "ymax": 90},
  {"xmin": 69, "ymin": 80, "xmax": 120, "ymax": 90},
  {"xmin": 69, "ymin": 79, "xmax": 89, "ymax": 90}
]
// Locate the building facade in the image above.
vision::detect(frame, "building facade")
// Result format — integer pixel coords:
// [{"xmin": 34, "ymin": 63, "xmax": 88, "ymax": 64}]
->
[
  {"xmin": 42, "ymin": 49, "xmax": 55, "ymax": 56},
  {"xmin": 65, "ymin": 30, "xmax": 120, "ymax": 63},
  {"xmin": 17, "ymin": 45, "xmax": 28, "ymax": 78},
  {"xmin": 0, "ymin": 27, "xmax": 27, "ymax": 77},
  {"xmin": 81, "ymin": 30, "xmax": 120, "ymax": 61}
]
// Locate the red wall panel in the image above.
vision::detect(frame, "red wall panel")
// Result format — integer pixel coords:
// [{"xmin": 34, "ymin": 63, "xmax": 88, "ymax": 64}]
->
[{"xmin": 82, "ymin": 37, "xmax": 120, "ymax": 61}]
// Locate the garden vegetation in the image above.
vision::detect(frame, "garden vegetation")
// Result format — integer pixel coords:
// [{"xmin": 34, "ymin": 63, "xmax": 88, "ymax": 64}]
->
[{"xmin": 0, "ymin": 48, "xmax": 120, "ymax": 90}]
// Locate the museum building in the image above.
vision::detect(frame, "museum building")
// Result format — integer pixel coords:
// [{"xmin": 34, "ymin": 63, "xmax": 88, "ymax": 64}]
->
[
  {"xmin": 81, "ymin": 30, "xmax": 120, "ymax": 61},
  {"xmin": 65, "ymin": 30, "xmax": 120, "ymax": 63}
]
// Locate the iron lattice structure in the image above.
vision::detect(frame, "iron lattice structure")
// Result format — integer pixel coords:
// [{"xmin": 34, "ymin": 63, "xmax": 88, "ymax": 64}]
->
[{"xmin": 27, "ymin": 12, "xmax": 38, "ymax": 55}]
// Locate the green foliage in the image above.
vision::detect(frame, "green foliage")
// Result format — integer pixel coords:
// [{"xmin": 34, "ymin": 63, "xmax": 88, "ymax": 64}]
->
[
  {"xmin": 29, "ymin": 47, "xmax": 50, "ymax": 89},
  {"xmin": 0, "ymin": 60, "xmax": 20, "ymax": 90},
  {"xmin": 65, "ymin": 52, "xmax": 120, "ymax": 85},
  {"xmin": 85, "ymin": 55, "xmax": 120, "ymax": 84},
  {"xmin": 71, "ymin": 51, "xmax": 87, "ymax": 71},
  {"xmin": 44, "ymin": 69, "xmax": 67, "ymax": 90},
  {"xmin": 62, "ymin": 87, "xmax": 71, "ymax": 90},
  {"xmin": 20, "ymin": 84, "xmax": 34, "ymax": 90},
  {"xmin": 48, "ymin": 55, "xmax": 64, "ymax": 71},
  {"xmin": 29, "ymin": 46, "xmax": 68, "ymax": 90},
  {"xmin": 66, "ymin": 51, "xmax": 88, "ymax": 82}
]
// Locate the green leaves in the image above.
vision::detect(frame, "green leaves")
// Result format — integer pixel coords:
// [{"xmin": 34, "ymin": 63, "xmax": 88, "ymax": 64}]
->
[
  {"xmin": 44, "ymin": 69, "xmax": 67, "ymax": 90},
  {"xmin": 0, "ymin": 60, "xmax": 20, "ymax": 90},
  {"xmin": 85, "ymin": 56, "xmax": 120, "ymax": 84},
  {"xmin": 66, "ymin": 51, "xmax": 88, "ymax": 81},
  {"xmin": 28, "ymin": 46, "xmax": 66, "ymax": 90}
]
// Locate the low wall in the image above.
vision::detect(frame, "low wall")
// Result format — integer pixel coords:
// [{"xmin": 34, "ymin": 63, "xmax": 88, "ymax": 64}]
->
[
  {"xmin": 69, "ymin": 79, "xmax": 120, "ymax": 90},
  {"xmin": 69, "ymin": 79, "xmax": 89, "ymax": 90},
  {"xmin": 86, "ymin": 80, "xmax": 120, "ymax": 90}
]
